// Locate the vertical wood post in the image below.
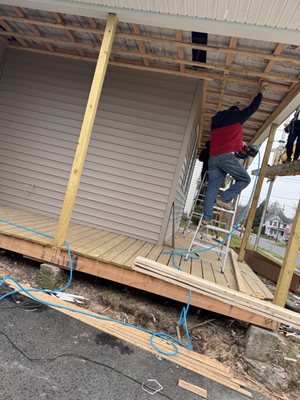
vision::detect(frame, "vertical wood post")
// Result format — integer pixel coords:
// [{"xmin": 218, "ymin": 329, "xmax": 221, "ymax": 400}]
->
[
  {"xmin": 53, "ymin": 14, "xmax": 118, "ymax": 247},
  {"xmin": 273, "ymin": 200, "xmax": 300, "ymax": 307},
  {"xmin": 238, "ymin": 123, "xmax": 278, "ymax": 262}
]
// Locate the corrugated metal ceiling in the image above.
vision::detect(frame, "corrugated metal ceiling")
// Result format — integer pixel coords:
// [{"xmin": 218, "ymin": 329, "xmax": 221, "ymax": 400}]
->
[{"xmin": 71, "ymin": 0, "xmax": 300, "ymax": 30}]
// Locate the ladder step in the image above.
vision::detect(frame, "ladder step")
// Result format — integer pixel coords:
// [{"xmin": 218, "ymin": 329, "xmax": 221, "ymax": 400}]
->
[
  {"xmin": 213, "ymin": 206, "xmax": 235, "ymax": 214},
  {"xmin": 192, "ymin": 241, "xmax": 227, "ymax": 254},
  {"xmin": 201, "ymin": 224, "xmax": 231, "ymax": 234}
]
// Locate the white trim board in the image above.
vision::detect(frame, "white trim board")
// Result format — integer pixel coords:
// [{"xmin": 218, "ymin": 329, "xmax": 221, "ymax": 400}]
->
[{"xmin": 2, "ymin": 0, "xmax": 300, "ymax": 46}]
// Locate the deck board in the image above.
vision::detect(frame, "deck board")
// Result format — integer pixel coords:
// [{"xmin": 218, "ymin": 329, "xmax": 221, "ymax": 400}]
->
[
  {"xmin": 125, "ymin": 242, "xmax": 155, "ymax": 267},
  {"xmin": 0, "ymin": 205, "xmax": 278, "ymax": 329},
  {"xmin": 113, "ymin": 240, "xmax": 145, "ymax": 266},
  {"xmin": 0, "ymin": 205, "xmax": 273, "ymax": 301}
]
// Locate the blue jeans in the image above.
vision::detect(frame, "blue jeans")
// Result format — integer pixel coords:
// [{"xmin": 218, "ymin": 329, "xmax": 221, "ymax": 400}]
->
[{"xmin": 203, "ymin": 153, "xmax": 251, "ymax": 221}]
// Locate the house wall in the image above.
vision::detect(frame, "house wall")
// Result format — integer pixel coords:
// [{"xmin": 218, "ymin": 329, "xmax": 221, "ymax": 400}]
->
[
  {"xmin": 0, "ymin": 49, "xmax": 198, "ymax": 243},
  {"xmin": 162, "ymin": 81, "xmax": 202, "ymax": 245}
]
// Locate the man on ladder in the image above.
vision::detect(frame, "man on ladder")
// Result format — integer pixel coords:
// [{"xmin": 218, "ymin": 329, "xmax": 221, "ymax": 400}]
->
[{"xmin": 202, "ymin": 83, "xmax": 266, "ymax": 226}]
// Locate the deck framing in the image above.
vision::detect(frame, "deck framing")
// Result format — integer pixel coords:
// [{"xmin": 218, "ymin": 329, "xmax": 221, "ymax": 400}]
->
[{"xmin": 0, "ymin": 226, "xmax": 278, "ymax": 331}]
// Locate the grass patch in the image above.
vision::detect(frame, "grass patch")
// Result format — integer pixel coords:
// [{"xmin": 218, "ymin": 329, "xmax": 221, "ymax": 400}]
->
[{"xmin": 230, "ymin": 234, "xmax": 253, "ymax": 250}]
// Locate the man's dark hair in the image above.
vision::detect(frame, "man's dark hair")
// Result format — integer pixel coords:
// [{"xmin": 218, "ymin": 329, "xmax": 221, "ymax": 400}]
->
[{"xmin": 229, "ymin": 105, "xmax": 240, "ymax": 112}]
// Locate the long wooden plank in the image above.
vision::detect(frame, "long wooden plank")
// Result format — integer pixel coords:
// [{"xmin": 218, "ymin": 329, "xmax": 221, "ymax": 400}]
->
[
  {"xmin": 231, "ymin": 250, "xmax": 247, "ymax": 293},
  {"xmin": 146, "ymin": 245, "xmax": 164, "ymax": 262},
  {"xmin": 71, "ymin": 229, "xmax": 107, "ymax": 251},
  {"xmin": 78, "ymin": 231, "xmax": 115, "ymax": 255},
  {"xmin": 6, "ymin": 279, "xmax": 252, "ymax": 398},
  {"xmin": 124, "ymin": 242, "xmax": 155, "ymax": 268},
  {"xmin": 112, "ymin": 239, "xmax": 145, "ymax": 266},
  {"xmin": 239, "ymin": 123, "xmax": 278, "ymax": 261},
  {"xmin": 53, "ymin": 14, "xmax": 118, "ymax": 247},
  {"xmin": 86, "ymin": 232, "xmax": 121, "ymax": 258},
  {"xmin": 101, "ymin": 237, "xmax": 137, "ymax": 263},
  {"xmin": 178, "ymin": 380, "xmax": 207, "ymax": 398},
  {"xmin": 274, "ymin": 200, "xmax": 300, "ymax": 306},
  {"xmin": 134, "ymin": 257, "xmax": 300, "ymax": 329}
]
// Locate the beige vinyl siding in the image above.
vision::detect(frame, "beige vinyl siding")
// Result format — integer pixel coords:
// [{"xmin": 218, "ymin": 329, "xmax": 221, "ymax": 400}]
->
[
  {"xmin": 0, "ymin": 49, "xmax": 197, "ymax": 242},
  {"xmin": 164, "ymin": 84, "xmax": 201, "ymax": 244}
]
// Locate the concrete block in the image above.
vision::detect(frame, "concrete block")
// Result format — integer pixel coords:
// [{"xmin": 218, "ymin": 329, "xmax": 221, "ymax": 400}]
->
[
  {"xmin": 245, "ymin": 325, "xmax": 283, "ymax": 362},
  {"xmin": 37, "ymin": 263, "xmax": 67, "ymax": 290}
]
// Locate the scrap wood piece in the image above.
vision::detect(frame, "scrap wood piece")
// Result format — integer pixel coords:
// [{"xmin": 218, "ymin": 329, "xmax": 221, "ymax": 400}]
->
[
  {"xmin": 230, "ymin": 249, "xmax": 247, "ymax": 293},
  {"xmin": 178, "ymin": 380, "xmax": 207, "ymax": 398},
  {"xmin": 133, "ymin": 257, "xmax": 300, "ymax": 330},
  {"xmin": 6, "ymin": 279, "xmax": 252, "ymax": 397}
]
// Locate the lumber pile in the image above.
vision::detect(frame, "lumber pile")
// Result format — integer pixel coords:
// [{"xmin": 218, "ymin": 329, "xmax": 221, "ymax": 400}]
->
[
  {"xmin": 133, "ymin": 257, "xmax": 300, "ymax": 330},
  {"xmin": 7, "ymin": 279, "xmax": 253, "ymax": 398}
]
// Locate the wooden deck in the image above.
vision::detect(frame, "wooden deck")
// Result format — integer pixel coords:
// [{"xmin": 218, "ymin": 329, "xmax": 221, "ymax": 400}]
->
[{"xmin": 0, "ymin": 205, "xmax": 276, "ymax": 329}]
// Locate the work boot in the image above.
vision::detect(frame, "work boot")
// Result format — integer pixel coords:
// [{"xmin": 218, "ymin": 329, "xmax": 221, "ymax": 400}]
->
[
  {"xmin": 216, "ymin": 198, "xmax": 234, "ymax": 211},
  {"xmin": 201, "ymin": 219, "xmax": 212, "ymax": 226},
  {"xmin": 283, "ymin": 157, "xmax": 292, "ymax": 163}
]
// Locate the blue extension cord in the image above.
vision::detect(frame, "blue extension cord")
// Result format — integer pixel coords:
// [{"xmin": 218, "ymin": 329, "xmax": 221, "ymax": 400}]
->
[
  {"xmin": 0, "ymin": 220, "xmax": 192, "ymax": 356},
  {"xmin": 166, "ymin": 151, "xmax": 261, "ymax": 269},
  {"xmin": 0, "ymin": 152, "xmax": 260, "ymax": 354}
]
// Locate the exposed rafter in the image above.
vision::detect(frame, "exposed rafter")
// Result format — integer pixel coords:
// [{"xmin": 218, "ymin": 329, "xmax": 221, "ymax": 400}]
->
[{"xmin": 0, "ymin": 4, "xmax": 299, "ymax": 151}]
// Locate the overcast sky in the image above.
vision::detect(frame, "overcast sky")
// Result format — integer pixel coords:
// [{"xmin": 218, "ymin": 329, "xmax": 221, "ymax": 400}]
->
[{"xmin": 240, "ymin": 120, "xmax": 300, "ymax": 218}]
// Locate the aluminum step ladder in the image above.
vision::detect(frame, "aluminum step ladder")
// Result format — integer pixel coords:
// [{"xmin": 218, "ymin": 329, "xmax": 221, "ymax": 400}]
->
[
  {"xmin": 184, "ymin": 179, "xmax": 239, "ymax": 273},
  {"xmin": 183, "ymin": 171, "xmax": 209, "ymax": 237}
]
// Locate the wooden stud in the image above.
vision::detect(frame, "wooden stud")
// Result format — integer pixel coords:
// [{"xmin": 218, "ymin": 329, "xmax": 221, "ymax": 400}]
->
[
  {"xmin": 264, "ymin": 159, "xmax": 300, "ymax": 178},
  {"xmin": 217, "ymin": 37, "xmax": 238, "ymax": 111},
  {"xmin": 273, "ymin": 200, "xmax": 300, "ymax": 307},
  {"xmin": 175, "ymin": 30, "xmax": 185, "ymax": 73},
  {"xmin": 1, "ymin": 14, "xmax": 300, "ymax": 67},
  {"xmin": 230, "ymin": 250, "xmax": 247, "ymax": 293},
  {"xmin": 52, "ymin": 14, "xmax": 118, "ymax": 247},
  {"xmin": 132, "ymin": 24, "xmax": 150, "ymax": 66},
  {"xmin": 238, "ymin": 123, "xmax": 278, "ymax": 262},
  {"xmin": 178, "ymin": 380, "xmax": 208, "ymax": 398},
  {"xmin": 0, "ymin": 28, "xmax": 296, "ymax": 85}
]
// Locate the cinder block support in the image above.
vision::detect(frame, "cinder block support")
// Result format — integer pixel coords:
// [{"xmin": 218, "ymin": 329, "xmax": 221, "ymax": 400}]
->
[{"xmin": 37, "ymin": 263, "xmax": 67, "ymax": 290}]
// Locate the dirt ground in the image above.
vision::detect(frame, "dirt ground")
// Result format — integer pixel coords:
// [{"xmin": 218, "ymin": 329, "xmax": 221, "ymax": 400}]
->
[{"xmin": 0, "ymin": 250, "xmax": 299, "ymax": 400}]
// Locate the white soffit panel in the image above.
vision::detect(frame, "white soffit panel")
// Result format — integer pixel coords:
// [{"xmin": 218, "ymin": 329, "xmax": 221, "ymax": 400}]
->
[{"xmin": 2, "ymin": 0, "xmax": 300, "ymax": 45}]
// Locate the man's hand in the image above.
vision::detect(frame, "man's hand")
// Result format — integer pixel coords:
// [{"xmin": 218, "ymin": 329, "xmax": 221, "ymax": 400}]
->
[{"xmin": 259, "ymin": 81, "xmax": 268, "ymax": 95}]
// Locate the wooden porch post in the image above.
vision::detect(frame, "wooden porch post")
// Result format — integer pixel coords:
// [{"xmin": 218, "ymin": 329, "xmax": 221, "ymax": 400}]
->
[
  {"xmin": 238, "ymin": 123, "xmax": 278, "ymax": 262},
  {"xmin": 53, "ymin": 14, "xmax": 118, "ymax": 247},
  {"xmin": 273, "ymin": 200, "xmax": 300, "ymax": 307}
]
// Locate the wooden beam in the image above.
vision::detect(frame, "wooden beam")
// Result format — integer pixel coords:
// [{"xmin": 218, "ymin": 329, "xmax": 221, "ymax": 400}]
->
[
  {"xmin": 175, "ymin": 30, "xmax": 185, "ymax": 73},
  {"xmin": 52, "ymin": 12, "xmax": 85, "ymax": 57},
  {"xmin": 0, "ymin": 30, "xmax": 295, "ymax": 84},
  {"xmin": 53, "ymin": 14, "xmax": 118, "ymax": 247},
  {"xmin": 132, "ymin": 24, "xmax": 150, "ymax": 67},
  {"xmin": 0, "ymin": 20, "xmax": 28, "ymax": 47},
  {"xmin": 178, "ymin": 380, "xmax": 208, "ymax": 398},
  {"xmin": 264, "ymin": 43, "xmax": 286, "ymax": 73},
  {"xmin": 217, "ymin": 37, "xmax": 238, "ymax": 111},
  {"xmin": 208, "ymin": 90, "xmax": 279, "ymax": 107},
  {"xmin": 273, "ymin": 200, "xmax": 300, "ymax": 307},
  {"xmin": 2, "ymin": 14, "xmax": 300, "ymax": 67},
  {"xmin": 12, "ymin": 6, "xmax": 53, "ymax": 52},
  {"xmin": 230, "ymin": 250, "xmax": 247, "ymax": 293},
  {"xmin": 238, "ymin": 123, "xmax": 278, "ymax": 262},
  {"xmin": 264, "ymin": 159, "xmax": 300, "ymax": 178}
]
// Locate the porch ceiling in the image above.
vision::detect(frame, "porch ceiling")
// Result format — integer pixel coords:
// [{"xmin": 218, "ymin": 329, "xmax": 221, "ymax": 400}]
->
[{"xmin": 0, "ymin": 4, "xmax": 300, "ymax": 149}]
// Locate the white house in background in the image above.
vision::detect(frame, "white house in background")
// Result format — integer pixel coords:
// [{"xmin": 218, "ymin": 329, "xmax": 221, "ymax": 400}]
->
[{"xmin": 264, "ymin": 212, "xmax": 292, "ymax": 242}]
